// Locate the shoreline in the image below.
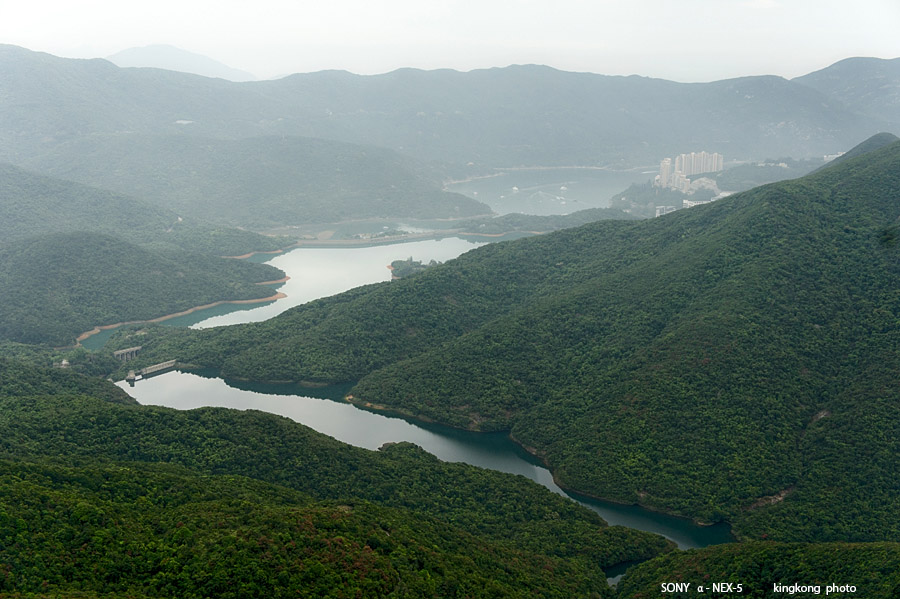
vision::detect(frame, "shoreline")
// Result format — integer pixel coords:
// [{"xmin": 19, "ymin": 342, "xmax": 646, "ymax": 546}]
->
[
  {"xmin": 222, "ymin": 249, "xmax": 289, "ymax": 260},
  {"xmin": 343, "ymin": 391, "xmax": 732, "ymax": 534},
  {"xmin": 225, "ymin": 228, "xmax": 546, "ymax": 254},
  {"xmin": 290, "ymin": 229, "xmax": 541, "ymax": 247},
  {"xmin": 255, "ymin": 276, "xmax": 290, "ymax": 285},
  {"xmin": 75, "ymin": 288, "xmax": 288, "ymax": 345}
]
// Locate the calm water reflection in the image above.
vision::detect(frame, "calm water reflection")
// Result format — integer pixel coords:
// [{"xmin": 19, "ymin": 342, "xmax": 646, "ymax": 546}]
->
[
  {"xmin": 81, "ymin": 237, "xmax": 485, "ymax": 349},
  {"xmin": 121, "ymin": 370, "xmax": 732, "ymax": 549}
]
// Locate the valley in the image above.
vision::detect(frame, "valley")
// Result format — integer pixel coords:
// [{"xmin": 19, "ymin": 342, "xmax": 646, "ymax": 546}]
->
[{"xmin": 2, "ymin": 43, "xmax": 900, "ymax": 597}]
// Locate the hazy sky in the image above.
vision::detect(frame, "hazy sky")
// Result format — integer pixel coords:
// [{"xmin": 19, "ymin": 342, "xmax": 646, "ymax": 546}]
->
[{"xmin": 2, "ymin": 0, "xmax": 898, "ymax": 81}]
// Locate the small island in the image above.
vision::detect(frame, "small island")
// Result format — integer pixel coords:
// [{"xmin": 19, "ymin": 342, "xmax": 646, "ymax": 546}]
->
[{"xmin": 388, "ymin": 257, "xmax": 441, "ymax": 279}]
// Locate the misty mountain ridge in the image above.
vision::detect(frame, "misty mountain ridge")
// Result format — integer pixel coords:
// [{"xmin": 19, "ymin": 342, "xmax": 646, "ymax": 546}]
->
[
  {"xmin": 17, "ymin": 133, "xmax": 489, "ymax": 227},
  {"xmin": 794, "ymin": 56, "xmax": 900, "ymax": 127},
  {"xmin": 107, "ymin": 44, "xmax": 258, "ymax": 82},
  {"xmin": 1, "ymin": 44, "xmax": 895, "ymax": 171}
]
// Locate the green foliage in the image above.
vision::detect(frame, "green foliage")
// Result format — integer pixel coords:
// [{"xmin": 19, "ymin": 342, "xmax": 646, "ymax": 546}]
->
[
  {"xmin": 130, "ymin": 138, "xmax": 900, "ymax": 543},
  {"xmin": 146, "ymin": 224, "xmax": 293, "ymax": 257},
  {"xmin": 455, "ymin": 207, "xmax": 636, "ymax": 235},
  {"xmin": 0, "ymin": 390, "xmax": 669, "ymax": 570},
  {"xmin": 617, "ymin": 542, "xmax": 900, "ymax": 598},
  {"xmin": 21, "ymin": 134, "xmax": 491, "ymax": 228},
  {"xmin": 0, "ymin": 361, "xmax": 673, "ymax": 596},
  {"xmin": 0, "ymin": 232, "xmax": 284, "ymax": 345},
  {"xmin": 0, "ymin": 459, "xmax": 613, "ymax": 598},
  {"xmin": 0, "ymin": 357, "xmax": 133, "ymax": 404},
  {"xmin": 389, "ymin": 258, "xmax": 440, "ymax": 279},
  {"xmin": 711, "ymin": 158, "xmax": 820, "ymax": 192},
  {"xmin": 0, "ymin": 161, "xmax": 294, "ymax": 256},
  {"xmin": 607, "ymin": 182, "xmax": 706, "ymax": 218}
]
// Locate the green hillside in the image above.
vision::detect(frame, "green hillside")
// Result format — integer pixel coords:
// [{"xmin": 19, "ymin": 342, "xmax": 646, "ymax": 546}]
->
[
  {"xmin": 124, "ymin": 136, "xmax": 900, "ymax": 543},
  {"xmin": 455, "ymin": 207, "xmax": 637, "ymax": 235},
  {"xmin": 811, "ymin": 131, "xmax": 900, "ymax": 172},
  {"xmin": 0, "ymin": 162, "xmax": 292, "ymax": 256},
  {"xmin": 795, "ymin": 57, "xmax": 900, "ymax": 128},
  {"xmin": 617, "ymin": 542, "xmax": 900, "ymax": 598},
  {"xmin": 0, "ymin": 162, "xmax": 176, "ymax": 239},
  {"xmin": 0, "ymin": 361, "xmax": 670, "ymax": 597},
  {"xmin": 0, "ymin": 232, "xmax": 284, "ymax": 345},
  {"xmin": 22, "ymin": 134, "xmax": 490, "ymax": 227}
]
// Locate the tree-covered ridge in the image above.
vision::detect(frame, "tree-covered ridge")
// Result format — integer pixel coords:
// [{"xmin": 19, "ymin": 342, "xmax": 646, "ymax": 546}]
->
[
  {"xmin": 454, "ymin": 207, "xmax": 637, "ymax": 235},
  {"xmin": 0, "ymin": 356, "xmax": 133, "ymax": 403},
  {"xmin": 0, "ymin": 459, "xmax": 616, "ymax": 598},
  {"xmin": 0, "ymin": 232, "xmax": 285, "ymax": 345},
  {"xmin": 0, "ymin": 391, "xmax": 669, "ymax": 568},
  {"xmin": 794, "ymin": 57, "xmax": 900, "ymax": 128},
  {"xmin": 810, "ymin": 131, "xmax": 899, "ymax": 172},
  {"xmin": 123, "ymin": 137, "xmax": 900, "ymax": 544},
  {"xmin": 617, "ymin": 542, "xmax": 900, "ymax": 598},
  {"xmin": 0, "ymin": 161, "xmax": 176, "ymax": 240},
  {"xmin": 19, "ymin": 133, "xmax": 491, "ymax": 228},
  {"xmin": 0, "ymin": 362, "xmax": 671, "ymax": 596},
  {"xmin": 1, "ymin": 45, "xmax": 889, "ymax": 168},
  {"xmin": 0, "ymin": 162, "xmax": 293, "ymax": 256}
]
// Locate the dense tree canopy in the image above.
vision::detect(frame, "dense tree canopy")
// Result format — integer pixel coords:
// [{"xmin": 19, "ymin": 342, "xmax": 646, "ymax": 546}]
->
[
  {"xmin": 0, "ymin": 362, "xmax": 671, "ymax": 597},
  {"xmin": 0, "ymin": 232, "xmax": 284, "ymax": 345},
  {"xmin": 121, "ymin": 138, "xmax": 900, "ymax": 544}
]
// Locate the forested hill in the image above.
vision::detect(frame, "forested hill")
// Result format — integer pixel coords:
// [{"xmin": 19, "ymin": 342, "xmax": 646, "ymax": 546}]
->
[
  {"xmin": 125, "ymin": 135, "xmax": 900, "ymax": 545},
  {"xmin": 0, "ymin": 161, "xmax": 292, "ymax": 256},
  {"xmin": 794, "ymin": 56, "xmax": 900, "ymax": 128},
  {"xmin": 21, "ymin": 134, "xmax": 489, "ymax": 227},
  {"xmin": 0, "ymin": 361, "xmax": 669, "ymax": 597},
  {"xmin": 617, "ymin": 542, "xmax": 900, "ymax": 598},
  {"xmin": 0, "ymin": 46, "xmax": 491, "ymax": 227},
  {"xmin": 811, "ymin": 131, "xmax": 899, "ymax": 172},
  {"xmin": 0, "ymin": 232, "xmax": 284, "ymax": 345},
  {"xmin": 0, "ymin": 162, "xmax": 177, "ymax": 239}
]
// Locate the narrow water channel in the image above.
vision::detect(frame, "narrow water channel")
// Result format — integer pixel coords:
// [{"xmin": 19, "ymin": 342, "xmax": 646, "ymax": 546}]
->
[
  {"xmin": 106, "ymin": 235, "xmax": 731, "ymax": 550},
  {"xmin": 119, "ymin": 370, "xmax": 733, "ymax": 550}
]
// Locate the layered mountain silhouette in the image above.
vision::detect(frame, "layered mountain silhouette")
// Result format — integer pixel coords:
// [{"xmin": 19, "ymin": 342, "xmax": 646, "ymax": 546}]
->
[
  {"xmin": 1, "ymin": 45, "xmax": 894, "ymax": 169},
  {"xmin": 107, "ymin": 44, "xmax": 257, "ymax": 81}
]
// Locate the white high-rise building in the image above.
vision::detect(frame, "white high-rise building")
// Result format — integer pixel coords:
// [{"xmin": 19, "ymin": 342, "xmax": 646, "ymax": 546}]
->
[
  {"xmin": 672, "ymin": 151, "xmax": 724, "ymax": 178},
  {"xmin": 657, "ymin": 158, "xmax": 672, "ymax": 187}
]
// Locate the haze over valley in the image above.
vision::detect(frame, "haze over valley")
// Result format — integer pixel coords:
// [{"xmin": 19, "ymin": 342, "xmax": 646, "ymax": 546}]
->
[{"xmin": 2, "ymin": 7, "xmax": 900, "ymax": 594}]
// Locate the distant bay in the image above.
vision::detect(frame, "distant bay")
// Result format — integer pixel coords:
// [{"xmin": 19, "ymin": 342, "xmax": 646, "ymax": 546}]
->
[{"xmin": 446, "ymin": 167, "xmax": 651, "ymax": 216}]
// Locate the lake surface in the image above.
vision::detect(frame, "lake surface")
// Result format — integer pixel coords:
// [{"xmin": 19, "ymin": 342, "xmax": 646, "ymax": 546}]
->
[
  {"xmin": 82, "ymin": 237, "xmax": 486, "ymax": 349},
  {"xmin": 446, "ymin": 167, "xmax": 651, "ymax": 215},
  {"xmin": 106, "ymin": 233, "xmax": 732, "ymax": 551},
  {"xmin": 121, "ymin": 370, "xmax": 733, "ymax": 550}
]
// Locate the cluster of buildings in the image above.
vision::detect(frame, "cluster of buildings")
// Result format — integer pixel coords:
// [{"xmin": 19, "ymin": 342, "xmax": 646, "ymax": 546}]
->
[{"xmin": 655, "ymin": 151, "xmax": 725, "ymax": 192}]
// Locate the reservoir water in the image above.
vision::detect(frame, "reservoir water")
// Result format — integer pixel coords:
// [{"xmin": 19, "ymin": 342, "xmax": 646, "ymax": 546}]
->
[
  {"xmin": 446, "ymin": 167, "xmax": 651, "ymax": 215},
  {"xmin": 122, "ymin": 370, "xmax": 732, "ymax": 550},
  {"xmin": 82, "ymin": 237, "xmax": 486, "ymax": 349},
  {"xmin": 113, "ymin": 234, "xmax": 732, "ymax": 550}
]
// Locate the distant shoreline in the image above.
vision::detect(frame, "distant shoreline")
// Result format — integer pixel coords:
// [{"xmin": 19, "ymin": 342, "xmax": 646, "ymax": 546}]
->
[
  {"xmin": 75, "ymin": 282, "xmax": 289, "ymax": 345},
  {"xmin": 223, "ymin": 249, "xmax": 288, "ymax": 260}
]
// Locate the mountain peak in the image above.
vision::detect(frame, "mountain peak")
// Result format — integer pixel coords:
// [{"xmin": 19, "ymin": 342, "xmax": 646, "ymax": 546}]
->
[{"xmin": 106, "ymin": 44, "xmax": 257, "ymax": 82}]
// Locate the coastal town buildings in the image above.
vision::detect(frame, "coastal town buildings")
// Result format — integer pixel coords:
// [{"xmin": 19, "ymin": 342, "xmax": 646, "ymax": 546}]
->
[{"xmin": 655, "ymin": 151, "xmax": 724, "ymax": 190}]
